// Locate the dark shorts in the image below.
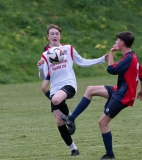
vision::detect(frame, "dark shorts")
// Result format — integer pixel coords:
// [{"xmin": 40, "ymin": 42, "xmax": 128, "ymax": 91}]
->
[
  {"xmin": 105, "ymin": 85, "xmax": 114, "ymax": 97},
  {"xmin": 51, "ymin": 85, "xmax": 76, "ymax": 111},
  {"xmin": 104, "ymin": 86, "xmax": 128, "ymax": 118},
  {"xmin": 60, "ymin": 85, "xmax": 76, "ymax": 99}
]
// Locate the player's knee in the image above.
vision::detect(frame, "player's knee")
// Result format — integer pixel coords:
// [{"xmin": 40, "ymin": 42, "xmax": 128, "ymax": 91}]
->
[
  {"xmin": 98, "ymin": 119, "xmax": 103, "ymax": 127},
  {"xmin": 85, "ymin": 86, "xmax": 93, "ymax": 96},
  {"xmin": 98, "ymin": 118, "xmax": 107, "ymax": 128},
  {"xmin": 52, "ymin": 96, "xmax": 60, "ymax": 105}
]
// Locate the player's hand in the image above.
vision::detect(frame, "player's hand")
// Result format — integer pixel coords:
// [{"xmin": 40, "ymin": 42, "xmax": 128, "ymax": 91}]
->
[
  {"xmin": 104, "ymin": 54, "xmax": 109, "ymax": 61},
  {"xmin": 110, "ymin": 44, "xmax": 119, "ymax": 52},
  {"xmin": 137, "ymin": 89, "xmax": 142, "ymax": 100},
  {"xmin": 37, "ymin": 60, "xmax": 44, "ymax": 66}
]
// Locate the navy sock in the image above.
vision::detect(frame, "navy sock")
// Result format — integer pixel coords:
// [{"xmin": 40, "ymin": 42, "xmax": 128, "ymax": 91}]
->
[
  {"xmin": 70, "ymin": 97, "xmax": 90, "ymax": 121},
  {"xmin": 102, "ymin": 132, "xmax": 114, "ymax": 155},
  {"xmin": 45, "ymin": 90, "xmax": 51, "ymax": 100}
]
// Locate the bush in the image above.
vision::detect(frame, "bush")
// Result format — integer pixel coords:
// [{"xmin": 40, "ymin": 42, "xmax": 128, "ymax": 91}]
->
[{"xmin": 0, "ymin": 0, "xmax": 142, "ymax": 84}]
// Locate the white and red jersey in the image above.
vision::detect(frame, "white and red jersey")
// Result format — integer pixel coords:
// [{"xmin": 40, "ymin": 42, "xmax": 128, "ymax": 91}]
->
[{"xmin": 38, "ymin": 44, "xmax": 106, "ymax": 96}]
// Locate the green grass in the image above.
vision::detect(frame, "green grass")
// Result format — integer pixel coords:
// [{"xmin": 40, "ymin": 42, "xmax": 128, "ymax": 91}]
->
[{"xmin": 0, "ymin": 76, "xmax": 142, "ymax": 160}]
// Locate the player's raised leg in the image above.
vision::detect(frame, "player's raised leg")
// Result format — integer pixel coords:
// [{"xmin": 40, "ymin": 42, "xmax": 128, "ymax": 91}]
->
[{"xmin": 61, "ymin": 85, "xmax": 109, "ymax": 135}]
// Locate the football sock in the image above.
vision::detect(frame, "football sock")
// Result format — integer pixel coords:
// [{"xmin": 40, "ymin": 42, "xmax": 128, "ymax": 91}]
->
[
  {"xmin": 45, "ymin": 90, "xmax": 51, "ymax": 100},
  {"xmin": 70, "ymin": 97, "xmax": 90, "ymax": 121},
  {"xmin": 102, "ymin": 131, "xmax": 114, "ymax": 155},
  {"xmin": 68, "ymin": 141, "xmax": 77, "ymax": 151},
  {"xmin": 51, "ymin": 101, "xmax": 69, "ymax": 116},
  {"xmin": 58, "ymin": 124, "xmax": 72, "ymax": 146},
  {"xmin": 57, "ymin": 101, "xmax": 69, "ymax": 116}
]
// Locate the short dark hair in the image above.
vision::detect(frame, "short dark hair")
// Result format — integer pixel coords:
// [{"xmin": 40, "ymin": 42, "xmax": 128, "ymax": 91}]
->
[
  {"xmin": 116, "ymin": 31, "xmax": 135, "ymax": 47},
  {"xmin": 46, "ymin": 24, "xmax": 62, "ymax": 35}
]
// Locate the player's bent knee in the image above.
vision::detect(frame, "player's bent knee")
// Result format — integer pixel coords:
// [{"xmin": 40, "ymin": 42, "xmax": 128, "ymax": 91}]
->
[
  {"xmin": 98, "ymin": 119, "xmax": 103, "ymax": 127},
  {"xmin": 52, "ymin": 97, "xmax": 61, "ymax": 105},
  {"xmin": 85, "ymin": 86, "xmax": 94, "ymax": 96},
  {"xmin": 98, "ymin": 118, "xmax": 108, "ymax": 128}
]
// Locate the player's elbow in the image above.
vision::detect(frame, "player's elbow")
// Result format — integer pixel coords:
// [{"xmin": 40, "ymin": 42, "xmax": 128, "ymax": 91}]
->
[{"xmin": 41, "ymin": 85, "xmax": 47, "ymax": 93}]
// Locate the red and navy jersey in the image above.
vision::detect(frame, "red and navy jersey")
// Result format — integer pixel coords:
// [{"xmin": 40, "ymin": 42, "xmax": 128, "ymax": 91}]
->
[
  {"xmin": 107, "ymin": 51, "xmax": 142, "ymax": 106},
  {"xmin": 44, "ymin": 44, "xmax": 50, "ymax": 52}
]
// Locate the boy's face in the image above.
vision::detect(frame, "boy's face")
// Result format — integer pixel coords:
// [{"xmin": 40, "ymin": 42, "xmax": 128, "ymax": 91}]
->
[
  {"xmin": 47, "ymin": 28, "xmax": 61, "ymax": 46},
  {"xmin": 113, "ymin": 38, "xmax": 124, "ymax": 50}
]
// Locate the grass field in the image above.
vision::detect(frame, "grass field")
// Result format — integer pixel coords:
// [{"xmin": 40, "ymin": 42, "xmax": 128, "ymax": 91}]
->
[{"xmin": 0, "ymin": 76, "xmax": 142, "ymax": 160}]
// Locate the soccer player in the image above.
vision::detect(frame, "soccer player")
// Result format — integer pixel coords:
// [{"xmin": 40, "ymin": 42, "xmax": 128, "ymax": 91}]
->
[
  {"xmin": 38, "ymin": 24, "xmax": 108, "ymax": 156},
  {"xmin": 61, "ymin": 31, "xmax": 142, "ymax": 159}
]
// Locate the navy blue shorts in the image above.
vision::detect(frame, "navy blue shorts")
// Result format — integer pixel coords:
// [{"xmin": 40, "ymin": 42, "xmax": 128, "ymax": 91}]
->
[{"xmin": 104, "ymin": 86, "xmax": 128, "ymax": 118}]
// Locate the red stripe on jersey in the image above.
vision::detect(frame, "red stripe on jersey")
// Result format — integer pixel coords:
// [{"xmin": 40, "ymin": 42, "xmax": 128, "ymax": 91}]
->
[
  {"xmin": 70, "ymin": 45, "xmax": 73, "ymax": 60},
  {"xmin": 42, "ymin": 54, "xmax": 48, "ymax": 64},
  {"xmin": 112, "ymin": 64, "xmax": 117, "ymax": 68},
  {"xmin": 113, "ymin": 86, "xmax": 117, "ymax": 91},
  {"xmin": 45, "ymin": 45, "xmax": 50, "ymax": 51},
  {"xmin": 47, "ymin": 70, "xmax": 50, "ymax": 76}
]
